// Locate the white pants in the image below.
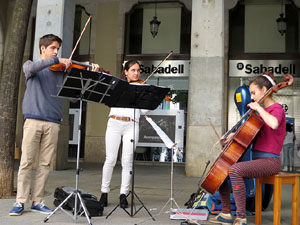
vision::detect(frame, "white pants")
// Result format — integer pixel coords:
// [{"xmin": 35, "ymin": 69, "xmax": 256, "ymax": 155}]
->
[{"xmin": 101, "ymin": 118, "xmax": 139, "ymax": 194}]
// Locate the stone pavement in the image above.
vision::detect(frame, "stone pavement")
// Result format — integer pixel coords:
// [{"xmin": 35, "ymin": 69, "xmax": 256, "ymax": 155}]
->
[{"xmin": 0, "ymin": 161, "xmax": 298, "ymax": 225}]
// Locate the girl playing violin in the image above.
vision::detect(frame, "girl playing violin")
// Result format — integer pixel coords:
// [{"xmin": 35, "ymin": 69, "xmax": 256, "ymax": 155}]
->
[
  {"xmin": 210, "ymin": 72, "xmax": 286, "ymax": 225},
  {"xmin": 99, "ymin": 60, "xmax": 148, "ymax": 208}
]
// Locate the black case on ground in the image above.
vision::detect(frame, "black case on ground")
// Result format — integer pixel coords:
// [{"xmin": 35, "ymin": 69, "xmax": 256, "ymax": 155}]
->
[{"xmin": 53, "ymin": 186, "xmax": 103, "ymax": 217}]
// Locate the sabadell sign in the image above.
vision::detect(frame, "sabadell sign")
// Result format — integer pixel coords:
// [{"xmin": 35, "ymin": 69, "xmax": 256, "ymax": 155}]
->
[
  {"xmin": 124, "ymin": 60, "xmax": 190, "ymax": 77},
  {"xmin": 229, "ymin": 60, "xmax": 299, "ymax": 77}
]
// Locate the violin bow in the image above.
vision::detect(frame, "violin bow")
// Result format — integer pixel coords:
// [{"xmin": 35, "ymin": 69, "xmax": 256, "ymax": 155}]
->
[
  {"xmin": 69, "ymin": 15, "xmax": 92, "ymax": 61},
  {"xmin": 142, "ymin": 51, "xmax": 173, "ymax": 84}
]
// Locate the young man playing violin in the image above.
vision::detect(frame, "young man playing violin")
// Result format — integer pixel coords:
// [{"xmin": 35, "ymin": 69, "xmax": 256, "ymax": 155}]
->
[
  {"xmin": 9, "ymin": 34, "xmax": 100, "ymax": 216},
  {"xmin": 210, "ymin": 72, "xmax": 285, "ymax": 225}
]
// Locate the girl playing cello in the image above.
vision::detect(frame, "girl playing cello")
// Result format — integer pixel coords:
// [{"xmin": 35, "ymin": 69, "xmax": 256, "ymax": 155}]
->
[{"xmin": 210, "ymin": 72, "xmax": 286, "ymax": 225}]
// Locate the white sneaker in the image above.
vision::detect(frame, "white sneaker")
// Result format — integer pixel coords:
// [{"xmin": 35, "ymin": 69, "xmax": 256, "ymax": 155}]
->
[{"xmin": 209, "ymin": 213, "xmax": 233, "ymax": 225}]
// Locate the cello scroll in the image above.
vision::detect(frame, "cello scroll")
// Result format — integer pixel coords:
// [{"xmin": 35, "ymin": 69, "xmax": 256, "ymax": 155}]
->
[{"xmin": 272, "ymin": 73, "xmax": 293, "ymax": 93}]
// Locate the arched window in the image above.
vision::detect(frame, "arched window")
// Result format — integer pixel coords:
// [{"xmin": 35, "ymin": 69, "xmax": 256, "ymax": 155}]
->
[
  {"xmin": 73, "ymin": 5, "xmax": 91, "ymax": 61},
  {"xmin": 124, "ymin": 1, "xmax": 191, "ymax": 55},
  {"xmin": 229, "ymin": 0, "xmax": 300, "ymax": 55}
]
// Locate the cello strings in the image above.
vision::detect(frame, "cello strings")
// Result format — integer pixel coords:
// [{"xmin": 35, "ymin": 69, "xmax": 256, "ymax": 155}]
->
[{"xmin": 223, "ymin": 85, "xmax": 274, "ymax": 139}]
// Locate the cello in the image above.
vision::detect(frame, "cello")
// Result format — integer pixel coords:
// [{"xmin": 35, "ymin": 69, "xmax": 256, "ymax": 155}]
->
[{"xmin": 200, "ymin": 74, "xmax": 294, "ymax": 196}]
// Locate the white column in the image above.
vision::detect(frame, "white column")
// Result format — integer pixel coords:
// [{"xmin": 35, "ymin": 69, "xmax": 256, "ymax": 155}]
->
[
  {"xmin": 33, "ymin": 0, "xmax": 75, "ymax": 170},
  {"xmin": 33, "ymin": 0, "xmax": 75, "ymax": 60}
]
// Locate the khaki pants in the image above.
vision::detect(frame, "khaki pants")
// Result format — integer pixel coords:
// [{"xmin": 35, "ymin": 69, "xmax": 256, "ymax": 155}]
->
[{"xmin": 16, "ymin": 119, "xmax": 60, "ymax": 203}]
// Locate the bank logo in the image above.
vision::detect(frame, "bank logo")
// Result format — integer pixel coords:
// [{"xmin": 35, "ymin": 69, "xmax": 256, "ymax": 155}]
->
[
  {"xmin": 236, "ymin": 62, "xmax": 296, "ymax": 75},
  {"xmin": 237, "ymin": 63, "xmax": 244, "ymax": 70},
  {"xmin": 140, "ymin": 64, "xmax": 184, "ymax": 75}
]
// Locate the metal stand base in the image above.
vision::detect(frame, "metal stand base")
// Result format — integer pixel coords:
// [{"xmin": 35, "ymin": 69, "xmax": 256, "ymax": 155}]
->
[
  {"xmin": 180, "ymin": 191, "xmax": 206, "ymax": 225},
  {"xmin": 106, "ymin": 191, "xmax": 155, "ymax": 220},
  {"xmin": 134, "ymin": 148, "xmax": 209, "ymax": 225},
  {"xmin": 44, "ymin": 99, "xmax": 92, "ymax": 224},
  {"xmin": 44, "ymin": 190, "xmax": 92, "ymax": 225},
  {"xmin": 134, "ymin": 146, "xmax": 181, "ymax": 225}
]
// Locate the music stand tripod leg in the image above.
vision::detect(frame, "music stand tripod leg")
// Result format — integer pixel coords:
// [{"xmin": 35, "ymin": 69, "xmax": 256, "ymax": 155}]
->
[
  {"xmin": 127, "ymin": 111, "xmax": 155, "ymax": 220},
  {"xmin": 44, "ymin": 99, "xmax": 92, "ymax": 225},
  {"xmin": 159, "ymin": 146, "xmax": 182, "ymax": 212},
  {"xmin": 105, "ymin": 202, "xmax": 121, "ymax": 219},
  {"xmin": 44, "ymin": 191, "xmax": 74, "ymax": 222},
  {"xmin": 155, "ymin": 146, "xmax": 181, "ymax": 212},
  {"xmin": 134, "ymin": 145, "xmax": 181, "ymax": 225},
  {"xmin": 76, "ymin": 191, "xmax": 93, "ymax": 224},
  {"xmin": 132, "ymin": 191, "xmax": 155, "ymax": 220}
]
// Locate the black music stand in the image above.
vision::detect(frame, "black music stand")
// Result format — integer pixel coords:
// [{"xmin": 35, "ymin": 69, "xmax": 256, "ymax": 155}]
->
[
  {"xmin": 44, "ymin": 68, "xmax": 127, "ymax": 225},
  {"xmin": 43, "ymin": 68, "xmax": 169, "ymax": 224},
  {"xmin": 105, "ymin": 84, "xmax": 170, "ymax": 220}
]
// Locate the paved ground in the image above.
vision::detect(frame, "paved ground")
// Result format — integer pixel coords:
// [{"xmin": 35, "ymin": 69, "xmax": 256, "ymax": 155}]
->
[{"xmin": 0, "ymin": 161, "xmax": 299, "ymax": 225}]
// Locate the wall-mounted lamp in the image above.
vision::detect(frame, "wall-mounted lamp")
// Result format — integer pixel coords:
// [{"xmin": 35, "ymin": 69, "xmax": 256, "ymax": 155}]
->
[
  {"xmin": 276, "ymin": 0, "xmax": 287, "ymax": 35},
  {"xmin": 150, "ymin": 1, "xmax": 161, "ymax": 38}
]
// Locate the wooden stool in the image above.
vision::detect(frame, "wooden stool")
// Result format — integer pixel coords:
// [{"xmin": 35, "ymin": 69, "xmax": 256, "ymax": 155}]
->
[{"xmin": 255, "ymin": 173, "xmax": 300, "ymax": 225}]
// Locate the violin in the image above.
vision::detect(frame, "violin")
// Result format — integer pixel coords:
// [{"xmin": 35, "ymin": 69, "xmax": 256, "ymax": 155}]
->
[
  {"xmin": 130, "ymin": 79, "xmax": 172, "ymax": 102},
  {"xmin": 130, "ymin": 79, "xmax": 145, "ymax": 84},
  {"xmin": 49, "ymin": 60, "xmax": 110, "ymax": 73}
]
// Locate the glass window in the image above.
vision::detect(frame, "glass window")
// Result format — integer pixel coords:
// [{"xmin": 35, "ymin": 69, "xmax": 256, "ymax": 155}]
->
[
  {"xmin": 73, "ymin": 5, "xmax": 91, "ymax": 58},
  {"xmin": 229, "ymin": 0, "xmax": 300, "ymax": 54},
  {"xmin": 124, "ymin": 1, "xmax": 191, "ymax": 55}
]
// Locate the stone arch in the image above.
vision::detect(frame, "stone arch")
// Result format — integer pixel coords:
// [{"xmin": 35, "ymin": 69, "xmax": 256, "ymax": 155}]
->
[
  {"xmin": 292, "ymin": 0, "xmax": 300, "ymax": 8},
  {"xmin": 226, "ymin": 0, "xmax": 239, "ymax": 10}
]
